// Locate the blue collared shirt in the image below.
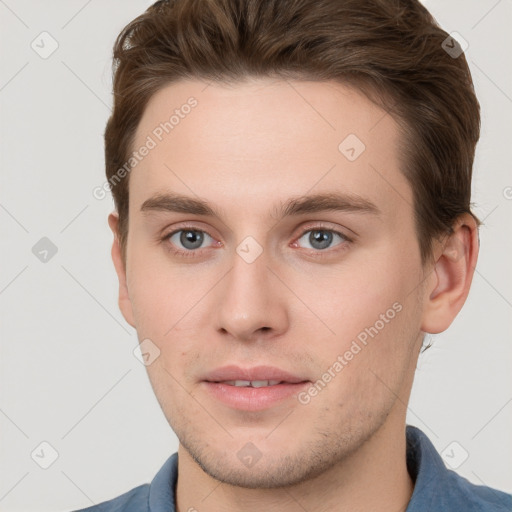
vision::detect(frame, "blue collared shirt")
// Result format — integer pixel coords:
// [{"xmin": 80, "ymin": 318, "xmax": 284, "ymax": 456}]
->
[{"xmin": 73, "ymin": 426, "xmax": 511, "ymax": 511}]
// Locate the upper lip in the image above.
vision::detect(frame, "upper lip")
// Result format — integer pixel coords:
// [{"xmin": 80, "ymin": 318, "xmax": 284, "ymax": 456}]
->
[{"xmin": 202, "ymin": 365, "xmax": 309, "ymax": 383}]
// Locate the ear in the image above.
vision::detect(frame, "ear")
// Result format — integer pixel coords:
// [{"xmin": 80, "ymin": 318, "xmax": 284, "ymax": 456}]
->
[
  {"xmin": 421, "ymin": 213, "xmax": 479, "ymax": 334},
  {"xmin": 108, "ymin": 212, "xmax": 135, "ymax": 328}
]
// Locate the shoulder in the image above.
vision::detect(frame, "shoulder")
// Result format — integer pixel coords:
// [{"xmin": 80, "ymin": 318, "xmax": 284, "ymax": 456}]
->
[
  {"xmin": 72, "ymin": 484, "xmax": 150, "ymax": 512},
  {"xmin": 406, "ymin": 426, "xmax": 512, "ymax": 512},
  {"xmin": 440, "ymin": 469, "xmax": 512, "ymax": 512}
]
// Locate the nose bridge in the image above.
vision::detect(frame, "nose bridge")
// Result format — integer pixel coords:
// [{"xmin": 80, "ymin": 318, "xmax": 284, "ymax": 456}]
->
[{"xmin": 214, "ymin": 243, "xmax": 287, "ymax": 340}]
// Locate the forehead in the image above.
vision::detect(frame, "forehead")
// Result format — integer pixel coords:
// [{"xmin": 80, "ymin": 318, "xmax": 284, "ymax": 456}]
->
[{"xmin": 129, "ymin": 78, "xmax": 412, "ymax": 222}]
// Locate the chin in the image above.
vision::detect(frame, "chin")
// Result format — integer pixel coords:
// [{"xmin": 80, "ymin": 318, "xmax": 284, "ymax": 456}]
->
[
  {"xmin": 190, "ymin": 450, "xmax": 329, "ymax": 489},
  {"xmin": 178, "ymin": 429, "xmax": 361, "ymax": 489}
]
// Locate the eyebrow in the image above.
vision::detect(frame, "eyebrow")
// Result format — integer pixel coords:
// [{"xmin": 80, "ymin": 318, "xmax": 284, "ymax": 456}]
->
[{"xmin": 140, "ymin": 191, "xmax": 380, "ymax": 219}]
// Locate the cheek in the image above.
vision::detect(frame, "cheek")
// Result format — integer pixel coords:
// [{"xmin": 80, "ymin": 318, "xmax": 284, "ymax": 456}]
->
[
  {"xmin": 307, "ymin": 295, "xmax": 422, "ymax": 426},
  {"xmin": 126, "ymin": 259, "xmax": 215, "ymax": 391},
  {"xmin": 304, "ymin": 254, "xmax": 423, "ymax": 379},
  {"xmin": 293, "ymin": 259, "xmax": 414, "ymax": 342},
  {"xmin": 126, "ymin": 250, "xmax": 208, "ymax": 339}
]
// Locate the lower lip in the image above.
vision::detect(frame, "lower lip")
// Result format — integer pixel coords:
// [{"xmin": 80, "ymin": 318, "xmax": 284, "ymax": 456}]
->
[{"xmin": 202, "ymin": 381, "xmax": 310, "ymax": 411}]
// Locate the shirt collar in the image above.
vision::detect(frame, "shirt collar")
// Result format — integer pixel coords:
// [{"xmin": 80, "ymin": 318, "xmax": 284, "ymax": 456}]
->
[
  {"xmin": 405, "ymin": 425, "xmax": 447, "ymax": 510},
  {"xmin": 148, "ymin": 451, "xmax": 178, "ymax": 512}
]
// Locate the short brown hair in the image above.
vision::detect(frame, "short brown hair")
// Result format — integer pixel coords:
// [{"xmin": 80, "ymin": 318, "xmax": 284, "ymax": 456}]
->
[{"xmin": 105, "ymin": 0, "xmax": 481, "ymax": 264}]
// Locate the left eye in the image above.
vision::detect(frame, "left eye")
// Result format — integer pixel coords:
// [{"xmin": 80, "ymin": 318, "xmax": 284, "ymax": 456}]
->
[
  {"xmin": 167, "ymin": 229, "xmax": 214, "ymax": 251},
  {"xmin": 296, "ymin": 229, "xmax": 347, "ymax": 251}
]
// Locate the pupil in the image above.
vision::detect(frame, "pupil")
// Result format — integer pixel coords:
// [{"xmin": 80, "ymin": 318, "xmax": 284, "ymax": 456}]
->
[
  {"xmin": 310, "ymin": 230, "xmax": 332, "ymax": 250},
  {"xmin": 181, "ymin": 230, "xmax": 203, "ymax": 249}
]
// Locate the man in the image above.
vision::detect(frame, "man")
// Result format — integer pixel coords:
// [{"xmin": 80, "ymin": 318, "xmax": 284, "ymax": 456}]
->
[{"xmin": 77, "ymin": 0, "xmax": 511, "ymax": 510}]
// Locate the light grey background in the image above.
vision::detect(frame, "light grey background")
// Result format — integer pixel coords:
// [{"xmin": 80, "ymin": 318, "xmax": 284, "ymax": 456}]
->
[{"xmin": 0, "ymin": 1, "xmax": 511, "ymax": 510}]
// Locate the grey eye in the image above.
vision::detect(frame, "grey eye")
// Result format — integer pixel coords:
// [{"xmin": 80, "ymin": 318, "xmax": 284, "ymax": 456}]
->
[
  {"xmin": 169, "ymin": 230, "xmax": 212, "ymax": 251},
  {"xmin": 297, "ymin": 230, "xmax": 345, "ymax": 250}
]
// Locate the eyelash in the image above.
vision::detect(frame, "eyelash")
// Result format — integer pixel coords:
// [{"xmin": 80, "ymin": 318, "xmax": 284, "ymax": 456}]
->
[{"xmin": 161, "ymin": 224, "xmax": 352, "ymax": 259}]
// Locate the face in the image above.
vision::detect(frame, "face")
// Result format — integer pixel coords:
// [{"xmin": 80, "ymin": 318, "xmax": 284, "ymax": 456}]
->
[{"xmin": 116, "ymin": 78, "xmax": 429, "ymax": 488}]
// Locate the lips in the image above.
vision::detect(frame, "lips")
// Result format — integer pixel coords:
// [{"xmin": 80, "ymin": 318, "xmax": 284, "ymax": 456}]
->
[
  {"xmin": 202, "ymin": 365, "xmax": 308, "ymax": 384},
  {"xmin": 201, "ymin": 365, "xmax": 310, "ymax": 411}
]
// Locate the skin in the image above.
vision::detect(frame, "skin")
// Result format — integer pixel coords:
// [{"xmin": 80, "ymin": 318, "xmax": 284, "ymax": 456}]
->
[{"xmin": 109, "ymin": 78, "xmax": 479, "ymax": 512}]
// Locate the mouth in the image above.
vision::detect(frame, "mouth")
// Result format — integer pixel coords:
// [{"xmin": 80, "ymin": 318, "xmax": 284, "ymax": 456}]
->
[
  {"xmin": 201, "ymin": 365, "xmax": 310, "ymax": 411},
  {"xmin": 216, "ymin": 379, "xmax": 287, "ymax": 387}
]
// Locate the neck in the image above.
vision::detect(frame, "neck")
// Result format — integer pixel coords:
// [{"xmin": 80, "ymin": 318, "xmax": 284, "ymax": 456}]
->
[{"xmin": 175, "ymin": 416, "xmax": 414, "ymax": 512}]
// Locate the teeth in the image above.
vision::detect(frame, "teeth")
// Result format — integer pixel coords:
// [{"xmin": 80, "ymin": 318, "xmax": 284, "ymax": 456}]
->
[
  {"xmin": 252, "ymin": 380, "xmax": 271, "ymax": 388},
  {"xmin": 223, "ymin": 380, "xmax": 282, "ymax": 387},
  {"xmin": 234, "ymin": 380, "xmax": 251, "ymax": 387}
]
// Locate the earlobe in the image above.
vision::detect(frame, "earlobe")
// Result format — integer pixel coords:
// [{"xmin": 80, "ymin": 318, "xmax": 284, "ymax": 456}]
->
[
  {"xmin": 421, "ymin": 214, "xmax": 479, "ymax": 334},
  {"xmin": 108, "ymin": 212, "xmax": 136, "ymax": 328}
]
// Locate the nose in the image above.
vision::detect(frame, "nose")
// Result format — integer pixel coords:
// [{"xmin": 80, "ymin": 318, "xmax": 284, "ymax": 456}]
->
[{"xmin": 214, "ymin": 247, "xmax": 289, "ymax": 342}]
